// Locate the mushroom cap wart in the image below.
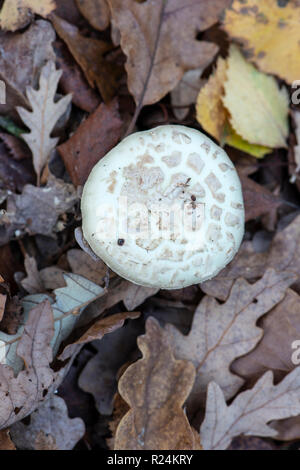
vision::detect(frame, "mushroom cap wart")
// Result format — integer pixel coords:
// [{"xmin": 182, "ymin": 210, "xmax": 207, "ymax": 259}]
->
[{"xmin": 81, "ymin": 125, "xmax": 244, "ymax": 289}]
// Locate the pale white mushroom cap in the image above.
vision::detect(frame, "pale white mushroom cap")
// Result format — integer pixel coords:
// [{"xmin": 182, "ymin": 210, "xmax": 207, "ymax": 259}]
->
[{"xmin": 81, "ymin": 125, "xmax": 244, "ymax": 289}]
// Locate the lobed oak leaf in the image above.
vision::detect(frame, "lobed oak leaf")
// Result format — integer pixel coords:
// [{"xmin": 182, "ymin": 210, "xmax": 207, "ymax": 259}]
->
[
  {"xmin": 201, "ymin": 213, "xmax": 300, "ymax": 300},
  {"xmin": 166, "ymin": 269, "xmax": 296, "ymax": 414},
  {"xmin": 107, "ymin": 0, "xmax": 229, "ymax": 109},
  {"xmin": 115, "ymin": 317, "xmax": 197, "ymax": 450},
  {"xmin": 17, "ymin": 61, "xmax": 72, "ymax": 185},
  {"xmin": 232, "ymin": 289, "xmax": 300, "ymax": 386},
  {"xmin": 200, "ymin": 367, "xmax": 300, "ymax": 450},
  {"xmin": 0, "ymin": 272, "xmax": 105, "ymax": 374},
  {"xmin": 0, "ymin": 300, "xmax": 54, "ymax": 429}
]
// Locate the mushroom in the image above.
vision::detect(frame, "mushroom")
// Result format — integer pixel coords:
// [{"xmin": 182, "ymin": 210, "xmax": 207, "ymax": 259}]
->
[{"xmin": 81, "ymin": 125, "xmax": 244, "ymax": 289}]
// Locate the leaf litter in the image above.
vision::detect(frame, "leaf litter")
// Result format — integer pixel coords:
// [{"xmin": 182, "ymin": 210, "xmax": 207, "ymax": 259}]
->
[{"xmin": 0, "ymin": 0, "xmax": 300, "ymax": 452}]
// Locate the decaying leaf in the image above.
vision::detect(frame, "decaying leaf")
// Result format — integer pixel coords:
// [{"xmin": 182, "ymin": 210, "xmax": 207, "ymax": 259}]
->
[
  {"xmin": 67, "ymin": 249, "xmax": 108, "ymax": 285},
  {"xmin": 0, "ymin": 272, "xmax": 105, "ymax": 374},
  {"xmin": 232, "ymin": 289, "xmax": 300, "ymax": 385},
  {"xmin": 0, "ymin": 175, "xmax": 78, "ymax": 245},
  {"xmin": 223, "ymin": 45, "xmax": 289, "ymax": 148},
  {"xmin": 17, "ymin": 61, "xmax": 72, "ymax": 184},
  {"xmin": 21, "ymin": 255, "xmax": 45, "ymax": 294},
  {"xmin": 223, "ymin": 0, "xmax": 300, "ymax": 84},
  {"xmin": 58, "ymin": 99, "xmax": 123, "ymax": 186},
  {"xmin": 166, "ymin": 269, "xmax": 296, "ymax": 413},
  {"xmin": 78, "ymin": 315, "xmax": 144, "ymax": 415},
  {"xmin": 171, "ymin": 68, "xmax": 205, "ymax": 121},
  {"xmin": 0, "ymin": 20, "xmax": 56, "ymax": 116},
  {"xmin": 121, "ymin": 283, "xmax": 159, "ymax": 311},
  {"xmin": 59, "ymin": 311, "xmax": 140, "ymax": 361},
  {"xmin": 196, "ymin": 56, "xmax": 272, "ymax": 158},
  {"xmin": 75, "ymin": 0, "xmax": 110, "ymax": 31},
  {"xmin": 54, "ymin": 41, "xmax": 101, "ymax": 114},
  {"xmin": 196, "ymin": 57, "xmax": 227, "ymax": 143},
  {"xmin": 271, "ymin": 415, "xmax": 300, "ymax": 442},
  {"xmin": 200, "ymin": 367, "xmax": 300, "ymax": 450},
  {"xmin": 115, "ymin": 317, "xmax": 197, "ymax": 450},
  {"xmin": 0, "ymin": 141, "xmax": 35, "ymax": 193},
  {"xmin": 0, "ymin": 0, "xmax": 56, "ymax": 32},
  {"xmin": 0, "ymin": 429, "xmax": 15, "ymax": 450},
  {"xmin": 239, "ymin": 173, "xmax": 282, "ymax": 222},
  {"xmin": 51, "ymin": 14, "xmax": 120, "ymax": 103},
  {"xmin": 10, "ymin": 395, "xmax": 85, "ymax": 450},
  {"xmin": 201, "ymin": 213, "xmax": 300, "ymax": 300},
  {"xmin": 0, "ymin": 300, "xmax": 54, "ymax": 429},
  {"xmin": 107, "ymin": 0, "xmax": 229, "ymax": 108}
]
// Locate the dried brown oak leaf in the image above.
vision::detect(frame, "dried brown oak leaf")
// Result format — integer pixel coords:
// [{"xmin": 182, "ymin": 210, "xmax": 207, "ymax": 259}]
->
[
  {"xmin": 0, "ymin": 20, "xmax": 56, "ymax": 116},
  {"xmin": 232, "ymin": 288, "xmax": 300, "ymax": 386},
  {"xmin": 21, "ymin": 255, "xmax": 45, "ymax": 295},
  {"xmin": 166, "ymin": 268, "xmax": 296, "ymax": 415},
  {"xmin": 0, "ymin": 429, "xmax": 15, "ymax": 450},
  {"xmin": 54, "ymin": 41, "xmax": 101, "ymax": 114},
  {"xmin": 0, "ymin": 142, "xmax": 35, "ymax": 193},
  {"xmin": 201, "ymin": 213, "xmax": 300, "ymax": 301},
  {"xmin": 200, "ymin": 367, "xmax": 300, "ymax": 450},
  {"xmin": 114, "ymin": 317, "xmax": 199, "ymax": 450},
  {"xmin": 0, "ymin": 300, "xmax": 54, "ymax": 429},
  {"xmin": 67, "ymin": 249, "xmax": 108, "ymax": 285},
  {"xmin": 0, "ymin": 0, "xmax": 56, "ymax": 32},
  {"xmin": 17, "ymin": 61, "xmax": 72, "ymax": 185},
  {"xmin": 0, "ymin": 175, "xmax": 78, "ymax": 245},
  {"xmin": 239, "ymin": 173, "xmax": 282, "ymax": 222},
  {"xmin": 108, "ymin": 0, "xmax": 229, "ymax": 107},
  {"xmin": 60, "ymin": 311, "xmax": 140, "ymax": 361},
  {"xmin": 58, "ymin": 99, "xmax": 123, "ymax": 186},
  {"xmin": 75, "ymin": 0, "xmax": 110, "ymax": 31},
  {"xmin": 78, "ymin": 314, "xmax": 143, "ymax": 415},
  {"xmin": 51, "ymin": 14, "xmax": 120, "ymax": 103},
  {"xmin": 10, "ymin": 395, "xmax": 85, "ymax": 450}
]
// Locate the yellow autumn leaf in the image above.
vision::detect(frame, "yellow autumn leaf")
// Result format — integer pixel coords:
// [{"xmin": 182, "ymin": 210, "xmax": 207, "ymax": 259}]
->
[
  {"xmin": 0, "ymin": 0, "xmax": 56, "ymax": 32},
  {"xmin": 223, "ymin": 45, "xmax": 289, "ymax": 148},
  {"xmin": 224, "ymin": 124, "xmax": 271, "ymax": 159},
  {"xmin": 223, "ymin": 0, "xmax": 300, "ymax": 84},
  {"xmin": 196, "ymin": 57, "xmax": 227, "ymax": 143},
  {"xmin": 196, "ymin": 55, "xmax": 271, "ymax": 158}
]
